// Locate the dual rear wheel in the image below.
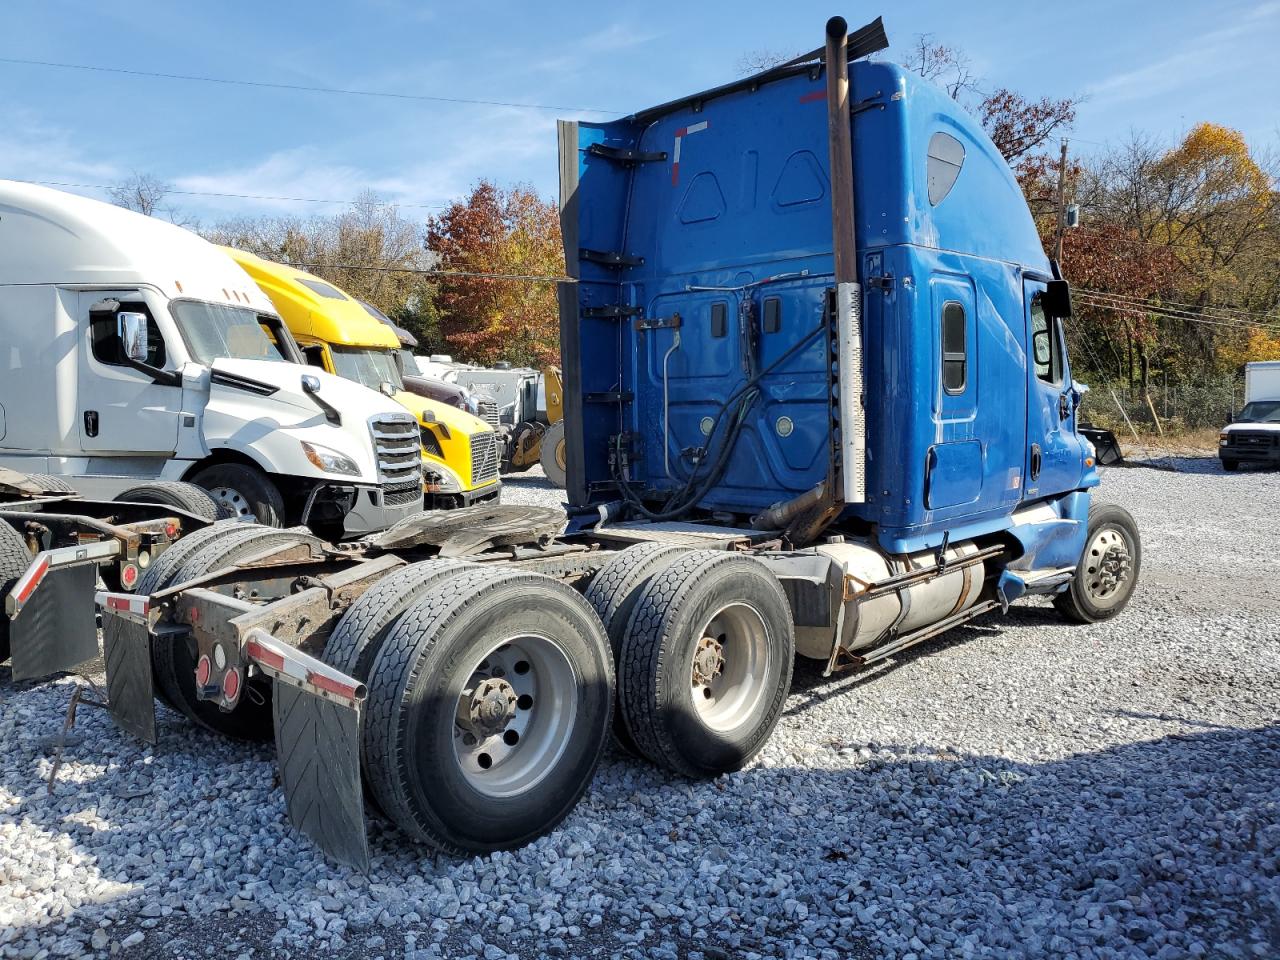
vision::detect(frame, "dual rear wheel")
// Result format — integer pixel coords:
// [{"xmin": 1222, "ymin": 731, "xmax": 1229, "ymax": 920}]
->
[{"xmin": 587, "ymin": 547, "xmax": 796, "ymax": 778}]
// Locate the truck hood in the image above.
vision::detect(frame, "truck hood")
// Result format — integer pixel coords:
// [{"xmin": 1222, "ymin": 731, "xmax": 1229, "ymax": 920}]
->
[
  {"xmin": 1223, "ymin": 421, "xmax": 1280, "ymax": 433},
  {"xmin": 392, "ymin": 389, "xmax": 491, "ymax": 436},
  {"xmin": 211, "ymin": 358, "xmax": 404, "ymax": 422}
]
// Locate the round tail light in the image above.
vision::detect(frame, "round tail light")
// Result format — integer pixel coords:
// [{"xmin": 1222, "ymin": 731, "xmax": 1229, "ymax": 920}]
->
[
  {"xmin": 222, "ymin": 668, "xmax": 241, "ymax": 702},
  {"xmin": 195, "ymin": 654, "xmax": 212, "ymax": 688}
]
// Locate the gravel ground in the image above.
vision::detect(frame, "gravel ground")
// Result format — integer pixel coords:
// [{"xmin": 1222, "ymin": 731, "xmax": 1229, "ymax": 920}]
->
[{"xmin": 2, "ymin": 461, "xmax": 1278, "ymax": 960}]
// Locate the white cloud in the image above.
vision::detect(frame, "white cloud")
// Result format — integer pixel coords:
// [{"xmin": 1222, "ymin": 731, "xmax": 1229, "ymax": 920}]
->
[
  {"xmin": 167, "ymin": 103, "xmax": 561, "ymax": 221},
  {"xmin": 0, "ymin": 106, "xmax": 124, "ymax": 195},
  {"xmin": 1085, "ymin": 5, "xmax": 1278, "ymax": 106}
]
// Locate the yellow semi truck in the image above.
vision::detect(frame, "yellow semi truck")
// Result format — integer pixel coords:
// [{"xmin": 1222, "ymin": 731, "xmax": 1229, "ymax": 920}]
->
[{"xmin": 226, "ymin": 249, "xmax": 501, "ymax": 508}]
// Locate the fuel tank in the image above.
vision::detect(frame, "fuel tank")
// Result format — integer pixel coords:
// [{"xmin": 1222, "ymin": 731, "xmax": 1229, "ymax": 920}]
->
[{"xmin": 793, "ymin": 539, "xmax": 986, "ymax": 659}]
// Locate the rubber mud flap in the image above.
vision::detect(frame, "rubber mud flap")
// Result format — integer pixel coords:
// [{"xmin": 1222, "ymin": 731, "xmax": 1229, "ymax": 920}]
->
[
  {"xmin": 103, "ymin": 617, "xmax": 158, "ymax": 744},
  {"xmin": 10, "ymin": 564, "xmax": 98, "ymax": 681},
  {"xmin": 273, "ymin": 682, "xmax": 369, "ymax": 871}
]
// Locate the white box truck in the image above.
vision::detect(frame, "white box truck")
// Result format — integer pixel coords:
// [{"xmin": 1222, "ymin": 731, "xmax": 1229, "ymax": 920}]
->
[
  {"xmin": 1219, "ymin": 360, "xmax": 1280, "ymax": 470},
  {"xmin": 0, "ymin": 181, "xmax": 423, "ymax": 537}
]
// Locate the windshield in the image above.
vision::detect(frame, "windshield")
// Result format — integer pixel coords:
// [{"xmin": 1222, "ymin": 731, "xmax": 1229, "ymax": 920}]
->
[
  {"xmin": 172, "ymin": 301, "xmax": 285, "ymax": 364},
  {"xmin": 1237, "ymin": 400, "xmax": 1280, "ymax": 423},
  {"xmin": 329, "ymin": 345, "xmax": 404, "ymax": 392}
]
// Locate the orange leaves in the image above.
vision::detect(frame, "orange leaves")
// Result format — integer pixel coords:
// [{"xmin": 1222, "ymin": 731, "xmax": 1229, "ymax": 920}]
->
[{"xmin": 425, "ymin": 181, "xmax": 563, "ymax": 367}]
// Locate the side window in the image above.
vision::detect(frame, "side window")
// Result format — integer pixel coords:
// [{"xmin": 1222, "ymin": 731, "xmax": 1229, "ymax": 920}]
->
[
  {"xmin": 301, "ymin": 344, "xmax": 327, "ymax": 369},
  {"xmin": 90, "ymin": 302, "xmax": 166, "ymax": 369},
  {"xmin": 927, "ymin": 132, "xmax": 965, "ymax": 205},
  {"xmin": 1030, "ymin": 295, "xmax": 1061, "ymax": 383},
  {"xmin": 941, "ymin": 300, "xmax": 966, "ymax": 394}
]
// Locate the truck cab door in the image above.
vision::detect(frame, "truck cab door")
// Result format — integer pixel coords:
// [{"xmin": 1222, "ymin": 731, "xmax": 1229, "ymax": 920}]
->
[
  {"xmin": 1022, "ymin": 278, "xmax": 1084, "ymax": 498},
  {"xmin": 77, "ymin": 293, "xmax": 180, "ymax": 454}
]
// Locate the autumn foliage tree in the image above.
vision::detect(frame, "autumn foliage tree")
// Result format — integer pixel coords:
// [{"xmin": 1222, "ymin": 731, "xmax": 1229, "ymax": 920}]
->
[
  {"xmin": 203, "ymin": 194, "xmax": 440, "ymax": 339},
  {"xmin": 424, "ymin": 181, "xmax": 563, "ymax": 367}
]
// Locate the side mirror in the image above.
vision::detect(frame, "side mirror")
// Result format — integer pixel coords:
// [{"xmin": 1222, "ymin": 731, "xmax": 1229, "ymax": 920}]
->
[
  {"xmin": 1043, "ymin": 280, "xmax": 1073, "ymax": 319},
  {"xmin": 118, "ymin": 312, "xmax": 149, "ymax": 362}
]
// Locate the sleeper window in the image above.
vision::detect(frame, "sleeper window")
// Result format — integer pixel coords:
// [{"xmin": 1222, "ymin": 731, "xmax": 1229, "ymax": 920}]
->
[
  {"xmin": 941, "ymin": 301, "xmax": 966, "ymax": 394},
  {"xmin": 927, "ymin": 132, "xmax": 965, "ymax": 205}
]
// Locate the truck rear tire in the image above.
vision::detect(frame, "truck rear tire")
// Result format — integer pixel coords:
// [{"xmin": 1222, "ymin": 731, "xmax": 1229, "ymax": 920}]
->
[
  {"xmin": 324, "ymin": 559, "xmax": 474, "ymax": 816},
  {"xmin": 189, "ymin": 464, "xmax": 285, "ymax": 527},
  {"xmin": 618, "ymin": 550, "xmax": 795, "ymax": 778},
  {"xmin": 584, "ymin": 543, "xmax": 689, "ymax": 754},
  {"xmin": 362, "ymin": 567, "xmax": 613, "ymax": 854},
  {"xmin": 114, "ymin": 481, "xmax": 228, "ymax": 522},
  {"xmin": 0, "ymin": 523, "xmax": 33, "ymax": 664},
  {"xmin": 325, "ymin": 559, "xmax": 475, "ymax": 687},
  {"xmin": 539, "ymin": 420, "xmax": 567, "ymax": 488},
  {"xmin": 150, "ymin": 525, "xmax": 316, "ymax": 739},
  {"xmin": 22, "ymin": 474, "xmax": 78, "ymax": 495},
  {"xmin": 1053, "ymin": 501, "xmax": 1141, "ymax": 624}
]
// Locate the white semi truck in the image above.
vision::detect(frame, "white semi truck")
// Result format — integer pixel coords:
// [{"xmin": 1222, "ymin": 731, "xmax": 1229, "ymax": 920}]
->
[
  {"xmin": 1218, "ymin": 361, "xmax": 1280, "ymax": 471},
  {"xmin": 0, "ymin": 182, "xmax": 423, "ymax": 538}
]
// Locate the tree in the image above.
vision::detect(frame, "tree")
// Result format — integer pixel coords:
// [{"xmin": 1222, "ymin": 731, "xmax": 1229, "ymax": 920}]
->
[
  {"xmin": 203, "ymin": 194, "xmax": 440, "ymax": 343},
  {"xmin": 108, "ymin": 173, "xmax": 195, "ymax": 227},
  {"xmin": 899, "ymin": 33, "xmax": 978, "ymax": 100},
  {"xmin": 424, "ymin": 181, "xmax": 563, "ymax": 367}
]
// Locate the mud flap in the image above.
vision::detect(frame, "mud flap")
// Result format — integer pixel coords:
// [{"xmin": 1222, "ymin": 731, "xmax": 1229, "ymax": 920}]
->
[
  {"xmin": 9, "ymin": 565, "xmax": 98, "ymax": 681},
  {"xmin": 103, "ymin": 621, "xmax": 158, "ymax": 744},
  {"xmin": 273, "ymin": 683, "xmax": 369, "ymax": 871}
]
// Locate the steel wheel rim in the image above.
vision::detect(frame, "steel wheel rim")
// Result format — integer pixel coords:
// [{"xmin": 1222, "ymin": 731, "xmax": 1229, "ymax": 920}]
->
[
  {"xmin": 207, "ymin": 486, "xmax": 257, "ymax": 522},
  {"xmin": 1083, "ymin": 525, "xmax": 1133, "ymax": 608},
  {"xmin": 690, "ymin": 602, "xmax": 771, "ymax": 733},
  {"xmin": 451, "ymin": 634, "xmax": 578, "ymax": 798}
]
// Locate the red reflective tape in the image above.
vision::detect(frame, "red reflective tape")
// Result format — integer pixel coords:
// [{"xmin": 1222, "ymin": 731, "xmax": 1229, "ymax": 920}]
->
[
  {"xmin": 245, "ymin": 639, "xmax": 285, "ymax": 672},
  {"xmin": 14, "ymin": 556, "xmax": 50, "ymax": 604},
  {"xmin": 675, "ymin": 126, "xmax": 687, "ymax": 137},
  {"xmin": 799, "ymin": 89, "xmax": 825, "ymax": 104},
  {"xmin": 671, "ymin": 162, "xmax": 680, "ymax": 186},
  {"xmin": 106, "ymin": 594, "xmax": 149, "ymax": 615},
  {"xmin": 307, "ymin": 670, "xmax": 360, "ymax": 701}
]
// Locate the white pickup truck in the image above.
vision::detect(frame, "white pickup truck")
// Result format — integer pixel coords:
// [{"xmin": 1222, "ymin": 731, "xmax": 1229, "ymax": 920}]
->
[
  {"xmin": 0, "ymin": 181, "xmax": 423, "ymax": 538},
  {"xmin": 1219, "ymin": 361, "xmax": 1280, "ymax": 471}
]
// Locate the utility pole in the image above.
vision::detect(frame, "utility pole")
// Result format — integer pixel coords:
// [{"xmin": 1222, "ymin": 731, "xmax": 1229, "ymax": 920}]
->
[{"xmin": 1053, "ymin": 137, "xmax": 1069, "ymax": 263}]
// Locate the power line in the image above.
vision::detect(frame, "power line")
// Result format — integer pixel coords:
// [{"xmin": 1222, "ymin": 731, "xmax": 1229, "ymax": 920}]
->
[
  {"xmin": 9, "ymin": 178, "xmax": 449, "ymax": 210},
  {"xmin": 1076, "ymin": 289, "xmax": 1280, "ymax": 328},
  {"xmin": 0, "ymin": 56, "xmax": 619, "ymax": 115},
  {"xmin": 1074, "ymin": 294, "xmax": 1280, "ymax": 333},
  {"xmin": 292, "ymin": 262, "xmax": 574, "ymax": 284},
  {"xmin": 1078, "ymin": 286, "xmax": 1280, "ymax": 322}
]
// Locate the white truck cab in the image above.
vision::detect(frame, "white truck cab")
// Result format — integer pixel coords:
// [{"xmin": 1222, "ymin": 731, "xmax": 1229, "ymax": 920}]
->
[
  {"xmin": 0, "ymin": 181, "xmax": 423, "ymax": 538},
  {"xmin": 1219, "ymin": 361, "xmax": 1280, "ymax": 471}
]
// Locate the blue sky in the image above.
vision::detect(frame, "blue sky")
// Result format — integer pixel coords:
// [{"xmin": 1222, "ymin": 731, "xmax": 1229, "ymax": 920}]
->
[{"xmin": 2, "ymin": 1, "xmax": 1276, "ymax": 224}]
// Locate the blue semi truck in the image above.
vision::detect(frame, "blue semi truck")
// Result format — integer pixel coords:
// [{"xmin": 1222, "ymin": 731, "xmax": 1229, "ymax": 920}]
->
[{"xmin": 75, "ymin": 16, "xmax": 1140, "ymax": 867}]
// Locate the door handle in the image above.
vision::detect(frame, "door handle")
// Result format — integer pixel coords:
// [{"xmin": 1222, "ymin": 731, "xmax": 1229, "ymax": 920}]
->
[
  {"xmin": 1058, "ymin": 393, "xmax": 1070, "ymax": 420},
  {"xmin": 1030, "ymin": 443, "xmax": 1042, "ymax": 481},
  {"xmin": 83, "ymin": 411, "xmax": 99, "ymax": 438}
]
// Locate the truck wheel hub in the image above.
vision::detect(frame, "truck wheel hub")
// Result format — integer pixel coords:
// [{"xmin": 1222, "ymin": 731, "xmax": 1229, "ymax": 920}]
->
[
  {"xmin": 1085, "ymin": 528, "xmax": 1131, "ymax": 599},
  {"xmin": 460, "ymin": 678, "xmax": 518, "ymax": 739},
  {"xmin": 692, "ymin": 636, "xmax": 725, "ymax": 689}
]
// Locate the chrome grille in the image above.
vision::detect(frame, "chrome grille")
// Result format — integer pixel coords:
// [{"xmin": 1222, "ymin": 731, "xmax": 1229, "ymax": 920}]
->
[
  {"xmin": 369, "ymin": 413, "xmax": 422, "ymax": 494},
  {"xmin": 470, "ymin": 431, "xmax": 500, "ymax": 485},
  {"xmin": 477, "ymin": 397, "xmax": 500, "ymax": 430},
  {"xmin": 1230, "ymin": 431, "xmax": 1277, "ymax": 448}
]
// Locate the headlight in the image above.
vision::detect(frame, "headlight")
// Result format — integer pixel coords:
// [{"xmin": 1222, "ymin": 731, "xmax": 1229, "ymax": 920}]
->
[
  {"xmin": 1219, "ymin": 432, "xmax": 1230, "ymax": 446},
  {"xmin": 301, "ymin": 441, "xmax": 361, "ymax": 476}
]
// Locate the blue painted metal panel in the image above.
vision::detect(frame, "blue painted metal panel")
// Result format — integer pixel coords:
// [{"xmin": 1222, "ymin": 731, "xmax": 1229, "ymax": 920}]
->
[{"xmin": 564, "ymin": 58, "xmax": 1089, "ymax": 552}]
